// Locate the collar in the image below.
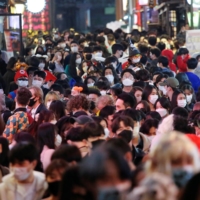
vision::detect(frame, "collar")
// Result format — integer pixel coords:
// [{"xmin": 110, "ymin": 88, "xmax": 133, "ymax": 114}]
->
[{"xmin": 14, "ymin": 107, "xmax": 26, "ymax": 114}]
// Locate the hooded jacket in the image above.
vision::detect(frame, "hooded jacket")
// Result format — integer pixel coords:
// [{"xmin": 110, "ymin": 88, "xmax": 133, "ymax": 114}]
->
[
  {"xmin": 161, "ymin": 49, "xmax": 177, "ymax": 73},
  {"xmin": 0, "ymin": 171, "xmax": 47, "ymax": 200}
]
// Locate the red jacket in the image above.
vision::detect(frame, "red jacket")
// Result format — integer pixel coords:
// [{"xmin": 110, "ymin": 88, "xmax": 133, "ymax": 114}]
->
[
  {"xmin": 161, "ymin": 49, "xmax": 177, "ymax": 73},
  {"xmin": 176, "ymin": 54, "xmax": 190, "ymax": 72}
]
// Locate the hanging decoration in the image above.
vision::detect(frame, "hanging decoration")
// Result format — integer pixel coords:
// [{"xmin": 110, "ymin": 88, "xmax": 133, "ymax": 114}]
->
[{"xmin": 23, "ymin": 0, "xmax": 50, "ymax": 31}]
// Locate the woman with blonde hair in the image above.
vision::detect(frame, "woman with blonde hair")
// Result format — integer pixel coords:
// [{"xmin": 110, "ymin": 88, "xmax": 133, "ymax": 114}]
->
[
  {"xmin": 146, "ymin": 131, "xmax": 200, "ymax": 188},
  {"xmin": 44, "ymin": 91, "xmax": 59, "ymax": 109}
]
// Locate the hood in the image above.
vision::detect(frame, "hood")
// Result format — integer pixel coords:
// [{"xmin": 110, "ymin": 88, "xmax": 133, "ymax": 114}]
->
[{"xmin": 162, "ymin": 49, "xmax": 174, "ymax": 62}]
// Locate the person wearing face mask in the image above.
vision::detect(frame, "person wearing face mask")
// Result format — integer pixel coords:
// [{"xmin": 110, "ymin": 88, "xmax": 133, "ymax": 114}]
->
[
  {"xmin": 44, "ymin": 160, "xmax": 69, "ymax": 200},
  {"xmin": 146, "ymin": 131, "xmax": 200, "ymax": 189},
  {"xmin": 44, "ymin": 91, "xmax": 59, "ymax": 109},
  {"xmin": 130, "ymin": 86, "xmax": 143, "ymax": 103},
  {"xmin": 32, "ymin": 70, "xmax": 50, "ymax": 97},
  {"xmin": 159, "ymin": 77, "xmax": 179, "ymax": 101},
  {"xmin": 121, "ymin": 109, "xmax": 151, "ymax": 153},
  {"xmin": 121, "ymin": 69, "xmax": 135, "ymax": 93},
  {"xmin": 0, "ymin": 143, "xmax": 47, "ymax": 200},
  {"xmin": 142, "ymin": 85, "xmax": 159, "ymax": 111},
  {"xmin": 171, "ymin": 90, "xmax": 189, "ymax": 111},
  {"xmin": 84, "ymin": 76, "xmax": 96, "ymax": 88},
  {"xmin": 64, "ymin": 41, "xmax": 79, "ymax": 67},
  {"xmin": 181, "ymin": 84, "xmax": 195, "ymax": 111},
  {"xmin": 154, "ymin": 97, "xmax": 171, "ymax": 118},
  {"xmin": 28, "ymin": 86, "xmax": 47, "ymax": 120},
  {"xmin": 124, "ymin": 42, "xmax": 144, "ymax": 72},
  {"xmin": 112, "ymin": 43, "xmax": 124, "ymax": 74},
  {"xmin": 8, "ymin": 70, "xmax": 29, "ymax": 100},
  {"xmin": 92, "ymin": 46, "xmax": 105, "ymax": 71},
  {"xmin": 43, "ymin": 71, "xmax": 57, "ymax": 91},
  {"xmin": 102, "ymin": 66, "xmax": 119, "ymax": 86}
]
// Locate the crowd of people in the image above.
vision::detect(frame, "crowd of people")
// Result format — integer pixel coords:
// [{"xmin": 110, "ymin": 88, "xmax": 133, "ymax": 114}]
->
[{"xmin": 1, "ymin": 26, "xmax": 200, "ymax": 200}]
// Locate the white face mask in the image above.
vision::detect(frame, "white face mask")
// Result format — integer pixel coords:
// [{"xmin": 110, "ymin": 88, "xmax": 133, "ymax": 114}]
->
[
  {"xmin": 32, "ymin": 80, "xmax": 43, "ymax": 87},
  {"xmin": 122, "ymin": 78, "xmax": 134, "ymax": 86},
  {"xmin": 186, "ymin": 94, "xmax": 193, "ymax": 104},
  {"xmin": 156, "ymin": 108, "xmax": 168, "ymax": 118},
  {"xmin": 105, "ymin": 75, "xmax": 114, "ymax": 83},
  {"xmin": 11, "ymin": 167, "xmax": 31, "ymax": 181},
  {"xmin": 38, "ymin": 63, "xmax": 45, "ymax": 70},
  {"xmin": 132, "ymin": 58, "xmax": 140, "ymax": 63},
  {"xmin": 136, "ymin": 96, "xmax": 142, "ymax": 103},
  {"xmin": 46, "ymin": 101, "xmax": 52, "ymax": 109},
  {"xmin": 94, "ymin": 52, "xmax": 103, "ymax": 57},
  {"xmin": 55, "ymin": 134, "xmax": 62, "ymax": 147},
  {"xmin": 198, "ymin": 62, "xmax": 200, "ymax": 67},
  {"xmin": 148, "ymin": 135, "xmax": 155, "ymax": 142},
  {"xmin": 60, "ymin": 43, "xmax": 66, "ymax": 48},
  {"xmin": 159, "ymin": 85, "xmax": 167, "ymax": 95},
  {"xmin": 43, "ymin": 82, "xmax": 50, "ymax": 89},
  {"xmin": 87, "ymin": 83, "xmax": 94, "ymax": 87},
  {"xmin": 71, "ymin": 46, "xmax": 78, "ymax": 53},
  {"xmin": 149, "ymin": 94, "xmax": 158, "ymax": 105},
  {"xmin": 100, "ymin": 90, "xmax": 107, "ymax": 95},
  {"xmin": 177, "ymin": 99, "xmax": 187, "ymax": 108},
  {"xmin": 18, "ymin": 80, "xmax": 28, "ymax": 87},
  {"xmin": 104, "ymin": 128, "xmax": 110, "ymax": 138},
  {"xmin": 76, "ymin": 58, "xmax": 82, "ymax": 65}
]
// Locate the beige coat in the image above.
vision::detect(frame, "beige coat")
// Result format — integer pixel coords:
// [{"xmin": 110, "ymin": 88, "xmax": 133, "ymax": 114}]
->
[{"xmin": 0, "ymin": 171, "xmax": 47, "ymax": 200}]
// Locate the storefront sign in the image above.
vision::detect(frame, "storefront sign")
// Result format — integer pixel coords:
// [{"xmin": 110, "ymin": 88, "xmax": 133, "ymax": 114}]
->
[{"xmin": 186, "ymin": 30, "xmax": 200, "ymax": 55}]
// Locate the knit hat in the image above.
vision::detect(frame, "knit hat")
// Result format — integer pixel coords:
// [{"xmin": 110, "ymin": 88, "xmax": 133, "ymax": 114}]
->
[{"xmin": 14, "ymin": 70, "xmax": 28, "ymax": 82}]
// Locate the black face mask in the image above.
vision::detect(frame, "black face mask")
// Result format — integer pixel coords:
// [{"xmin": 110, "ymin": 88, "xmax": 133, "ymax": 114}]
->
[
  {"xmin": 86, "ymin": 54, "xmax": 92, "ymax": 60},
  {"xmin": 48, "ymin": 181, "xmax": 61, "ymax": 196},
  {"xmin": 28, "ymin": 98, "xmax": 37, "ymax": 107}
]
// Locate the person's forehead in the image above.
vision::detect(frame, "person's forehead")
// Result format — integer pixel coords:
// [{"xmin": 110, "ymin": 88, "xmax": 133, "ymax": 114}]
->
[
  {"xmin": 116, "ymin": 99, "xmax": 124, "ymax": 105},
  {"xmin": 123, "ymin": 72, "xmax": 132, "ymax": 77},
  {"xmin": 34, "ymin": 75, "xmax": 43, "ymax": 80},
  {"xmin": 89, "ymin": 93, "xmax": 98, "ymax": 97},
  {"xmin": 71, "ymin": 43, "xmax": 77, "ymax": 46}
]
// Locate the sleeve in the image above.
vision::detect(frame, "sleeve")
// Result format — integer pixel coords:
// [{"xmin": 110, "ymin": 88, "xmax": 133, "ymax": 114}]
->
[{"xmin": 3, "ymin": 115, "xmax": 18, "ymax": 138}]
